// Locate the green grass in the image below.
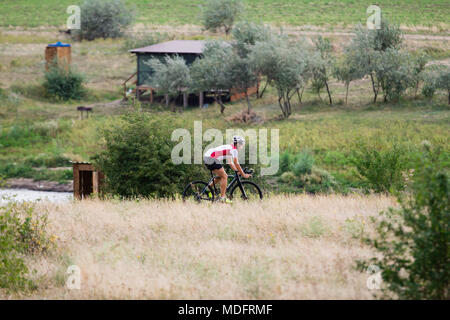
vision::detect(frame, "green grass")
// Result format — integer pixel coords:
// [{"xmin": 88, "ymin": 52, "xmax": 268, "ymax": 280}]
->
[
  {"xmin": 0, "ymin": 0, "xmax": 449, "ymax": 30},
  {"xmin": 2, "ymin": 85, "xmax": 448, "ymax": 188}
]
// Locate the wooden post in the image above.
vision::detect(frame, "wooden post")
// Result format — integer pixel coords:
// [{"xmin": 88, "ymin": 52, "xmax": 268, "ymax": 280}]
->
[
  {"xmin": 165, "ymin": 94, "xmax": 169, "ymax": 107},
  {"xmin": 183, "ymin": 93, "xmax": 188, "ymax": 108},
  {"xmin": 93, "ymin": 171, "xmax": 99, "ymax": 194},
  {"xmin": 136, "ymin": 87, "xmax": 140, "ymax": 101},
  {"xmin": 73, "ymin": 163, "xmax": 80, "ymax": 200},
  {"xmin": 150, "ymin": 89, "xmax": 154, "ymax": 104},
  {"xmin": 199, "ymin": 91, "xmax": 203, "ymax": 108}
]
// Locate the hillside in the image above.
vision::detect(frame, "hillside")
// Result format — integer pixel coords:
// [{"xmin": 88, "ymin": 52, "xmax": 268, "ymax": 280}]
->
[{"xmin": 0, "ymin": 0, "xmax": 449, "ymax": 32}]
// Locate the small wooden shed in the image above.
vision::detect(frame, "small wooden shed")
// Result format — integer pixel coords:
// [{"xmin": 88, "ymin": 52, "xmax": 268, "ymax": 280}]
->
[
  {"xmin": 125, "ymin": 40, "xmax": 258, "ymax": 106},
  {"xmin": 45, "ymin": 41, "xmax": 71, "ymax": 71},
  {"xmin": 71, "ymin": 161, "xmax": 104, "ymax": 200}
]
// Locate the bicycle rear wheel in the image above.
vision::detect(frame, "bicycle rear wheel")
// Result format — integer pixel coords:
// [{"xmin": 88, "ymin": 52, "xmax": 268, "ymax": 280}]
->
[
  {"xmin": 182, "ymin": 181, "xmax": 214, "ymax": 202},
  {"xmin": 229, "ymin": 181, "xmax": 263, "ymax": 201}
]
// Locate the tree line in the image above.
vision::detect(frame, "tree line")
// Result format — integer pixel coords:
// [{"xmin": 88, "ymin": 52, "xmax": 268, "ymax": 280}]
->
[{"xmin": 147, "ymin": 18, "xmax": 450, "ymax": 118}]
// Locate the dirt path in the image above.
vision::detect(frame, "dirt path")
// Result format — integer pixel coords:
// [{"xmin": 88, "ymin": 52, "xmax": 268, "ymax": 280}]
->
[{"xmin": 2, "ymin": 25, "xmax": 449, "ymax": 42}]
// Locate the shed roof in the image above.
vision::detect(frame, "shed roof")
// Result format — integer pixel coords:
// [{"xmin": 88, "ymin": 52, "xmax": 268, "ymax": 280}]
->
[{"xmin": 129, "ymin": 40, "xmax": 206, "ymax": 54}]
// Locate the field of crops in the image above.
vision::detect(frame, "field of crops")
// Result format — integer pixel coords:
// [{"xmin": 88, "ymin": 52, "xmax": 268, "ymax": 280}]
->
[{"xmin": 0, "ymin": 0, "xmax": 449, "ymax": 30}]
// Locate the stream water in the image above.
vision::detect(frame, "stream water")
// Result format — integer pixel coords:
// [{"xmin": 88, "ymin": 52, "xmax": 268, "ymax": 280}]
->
[{"xmin": 0, "ymin": 188, "xmax": 73, "ymax": 203}]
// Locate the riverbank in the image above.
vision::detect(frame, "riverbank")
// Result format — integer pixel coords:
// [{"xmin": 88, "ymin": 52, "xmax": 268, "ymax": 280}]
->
[{"xmin": 4, "ymin": 178, "xmax": 72, "ymax": 192}]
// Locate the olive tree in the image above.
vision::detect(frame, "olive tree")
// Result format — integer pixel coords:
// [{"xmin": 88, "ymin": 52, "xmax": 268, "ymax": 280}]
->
[
  {"xmin": 75, "ymin": 0, "xmax": 134, "ymax": 41},
  {"xmin": 232, "ymin": 21, "xmax": 273, "ymax": 98},
  {"xmin": 201, "ymin": 0, "xmax": 243, "ymax": 35},
  {"xmin": 190, "ymin": 41, "xmax": 233, "ymax": 114},
  {"xmin": 250, "ymin": 36, "xmax": 311, "ymax": 118},
  {"xmin": 146, "ymin": 55, "xmax": 191, "ymax": 111},
  {"xmin": 435, "ymin": 66, "xmax": 450, "ymax": 104},
  {"xmin": 232, "ymin": 21, "xmax": 272, "ymax": 57},
  {"xmin": 411, "ymin": 50, "xmax": 430, "ymax": 97},
  {"xmin": 334, "ymin": 52, "xmax": 365, "ymax": 105},
  {"xmin": 310, "ymin": 36, "xmax": 335, "ymax": 105},
  {"xmin": 346, "ymin": 19, "xmax": 403, "ymax": 103},
  {"xmin": 225, "ymin": 53, "xmax": 258, "ymax": 114},
  {"xmin": 373, "ymin": 48, "xmax": 415, "ymax": 102}
]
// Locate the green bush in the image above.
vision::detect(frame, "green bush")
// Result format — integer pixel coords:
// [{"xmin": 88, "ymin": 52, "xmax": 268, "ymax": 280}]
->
[
  {"xmin": 43, "ymin": 64, "xmax": 86, "ymax": 101},
  {"xmin": 292, "ymin": 150, "xmax": 314, "ymax": 176},
  {"xmin": 280, "ymin": 171, "xmax": 296, "ymax": 184},
  {"xmin": 278, "ymin": 151, "xmax": 336, "ymax": 194},
  {"xmin": 421, "ymin": 65, "xmax": 450, "ymax": 103},
  {"xmin": 294, "ymin": 167, "xmax": 337, "ymax": 194},
  {"xmin": 358, "ymin": 146, "xmax": 449, "ymax": 299},
  {"xmin": 201, "ymin": 0, "xmax": 243, "ymax": 35},
  {"xmin": 279, "ymin": 150, "xmax": 292, "ymax": 175},
  {"xmin": 93, "ymin": 112, "xmax": 205, "ymax": 198},
  {"xmin": 0, "ymin": 200, "xmax": 52, "ymax": 291},
  {"xmin": 351, "ymin": 141, "xmax": 410, "ymax": 193},
  {"xmin": 75, "ymin": 0, "xmax": 135, "ymax": 41},
  {"xmin": 435, "ymin": 66, "xmax": 450, "ymax": 104},
  {"xmin": 421, "ymin": 69, "xmax": 438, "ymax": 99}
]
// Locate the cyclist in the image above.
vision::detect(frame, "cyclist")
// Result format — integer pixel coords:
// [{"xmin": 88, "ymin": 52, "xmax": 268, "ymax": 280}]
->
[{"xmin": 203, "ymin": 136, "xmax": 251, "ymax": 203}]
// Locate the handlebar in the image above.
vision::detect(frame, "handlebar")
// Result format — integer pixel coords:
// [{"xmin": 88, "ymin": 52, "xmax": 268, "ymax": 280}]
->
[
  {"xmin": 233, "ymin": 167, "xmax": 254, "ymax": 175},
  {"xmin": 244, "ymin": 167, "xmax": 254, "ymax": 175}
]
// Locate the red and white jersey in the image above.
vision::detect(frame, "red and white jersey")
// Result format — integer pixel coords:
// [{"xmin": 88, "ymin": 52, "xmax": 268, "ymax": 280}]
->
[{"xmin": 204, "ymin": 144, "xmax": 238, "ymax": 161}]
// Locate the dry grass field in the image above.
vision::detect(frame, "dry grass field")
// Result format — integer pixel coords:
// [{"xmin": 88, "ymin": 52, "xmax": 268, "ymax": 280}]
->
[{"xmin": 1, "ymin": 194, "xmax": 398, "ymax": 299}]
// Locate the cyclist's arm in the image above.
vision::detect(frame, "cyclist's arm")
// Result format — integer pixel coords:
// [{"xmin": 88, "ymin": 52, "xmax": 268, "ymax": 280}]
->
[{"xmin": 227, "ymin": 157, "xmax": 249, "ymax": 178}]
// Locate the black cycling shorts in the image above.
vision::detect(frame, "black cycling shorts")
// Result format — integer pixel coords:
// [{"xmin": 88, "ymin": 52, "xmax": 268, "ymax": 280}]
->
[{"xmin": 204, "ymin": 156, "xmax": 223, "ymax": 171}]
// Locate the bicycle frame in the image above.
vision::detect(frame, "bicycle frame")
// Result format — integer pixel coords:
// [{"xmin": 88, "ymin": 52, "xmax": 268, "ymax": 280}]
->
[{"xmin": 200, "ymin": 170, "xmax": 247, "ymax": 199}]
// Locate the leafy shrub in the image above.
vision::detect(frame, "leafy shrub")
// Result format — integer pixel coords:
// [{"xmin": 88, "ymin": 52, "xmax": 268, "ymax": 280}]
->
[
  {"xmin": 358, "ymin": 146, "xmax": 449, "ymax": 299},
  {"xmin": 421, "ymin": 69, "xmax": 439, "ymax": 99},
  {"xmin": 201, "ymin": 0, "xmax": 243, "ymax": 35},
  {"xmin": 93, "ymin": 112, "xmax": 205, "ymax": 198},
  {"xmin": 74, "ymin": 0, "xmax": 135, "ymax": 41},
  {"xmin": 351, "ymin": 141, "xmax": 410, "ymax": 193},
  {"xmin": 279, "ymin": 150, "xmax": 292, "ymax": 175},
  {"xmin": 294, "ymin": 167, "xmax": 337, "ymax": 194},
  {"xmin": 0, "ymin": 200, "xmax": 52, "ymax": 291},
  {"xmin": 292, "ymin": 151, "xmax": 314, "ymax": 176},
  {"xmin": 43, "ymin": 64, "xmax": 86, "ymax": 101},
  {"xmin": 421, "ymin": 65, "xmax": 450, "ymax": 103},
  {"xmin": 278, "ymin": 151, "xmax": 336, "ymax": 194},
  {"xmin": 280, "ymin": 171, "xmax": 296, "ymax": 184},
  {"xmin": 435, "ymin": 66, "xmax": 450, "ymax": 104}
]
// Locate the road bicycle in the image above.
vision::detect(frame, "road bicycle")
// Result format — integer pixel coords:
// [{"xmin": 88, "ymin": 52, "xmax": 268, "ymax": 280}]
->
[{"xmin": 182, "ymin": 167, "xmax": 263, "ymax": 202}]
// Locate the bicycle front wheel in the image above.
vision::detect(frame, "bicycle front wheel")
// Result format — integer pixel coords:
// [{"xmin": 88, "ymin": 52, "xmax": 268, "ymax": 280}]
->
[
  {"xmin": 229, "ymin": 181, "xmax": 263, "ymax": 201},
  {"xmin": 182, "ymin": 181, "xmax": 214, "ymax": 202}
]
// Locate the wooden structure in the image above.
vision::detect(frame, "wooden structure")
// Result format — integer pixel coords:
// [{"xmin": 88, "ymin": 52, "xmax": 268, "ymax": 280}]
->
[
  {"xmin": 71, "ymin": 161, "xmax": 104, "ymax": 200},
  {"xmin": 77, "ymin": 106, "xmax": 93, "ymax": 119},
  {"xmin": 126, "ymin": 40, "xmax": 258, "ymax": 107},
  {"xmin": 45, "ymin": 41, "xmax": 71, "ymax": 71}
]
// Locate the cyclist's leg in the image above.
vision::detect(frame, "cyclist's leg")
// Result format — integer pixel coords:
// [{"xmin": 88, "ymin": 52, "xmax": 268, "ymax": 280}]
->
[
  {"xmin": 204, "ymin": 159, "xmax": 220, "ymax": 187},
  {"xmin": 212, "ymin": 167, "xmax": 227, "ymax": 198},
  {"xmin": 208, "ymin": 176, "xmax": 221, "ymax": 187}
]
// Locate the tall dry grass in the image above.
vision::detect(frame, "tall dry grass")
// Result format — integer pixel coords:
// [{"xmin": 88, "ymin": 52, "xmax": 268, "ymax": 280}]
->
[{"xmin": 1, "ymin": 194, "xmax": 397, "ymax": 299}]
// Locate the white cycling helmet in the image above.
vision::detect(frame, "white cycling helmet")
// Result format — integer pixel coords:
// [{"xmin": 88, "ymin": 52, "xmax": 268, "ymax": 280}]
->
[{"xmin": 233, "ymin": 136, "xmax": 245, "ymax": 146}]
